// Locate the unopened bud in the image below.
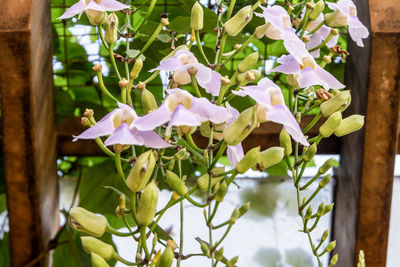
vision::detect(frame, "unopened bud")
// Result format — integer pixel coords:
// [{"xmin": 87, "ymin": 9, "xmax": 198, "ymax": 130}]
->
[
  {"xmin": 280, "ymin": 128, "xmax": 292, "ymax": 156},
  {"xmin": 161, "ymin": 18, "xmax": 169, "ymax": 26},
  {"xmin": 224, "ymin": 5, "xmax": 253, "ymax": 36},
  {"xmin": 84, "ymin": 108, "xmax": 94, "ymax": 118},
  {"xmin": 81, "ymin": 117, "xmax": 91, "ymax": 127},
  {"xmin": 323, "ymin": 55, "xmax": 332, "ymax": 63},
  {"xmin": 104, "ymin": 13, "xmax": 118, "ymax": 44},
  {"xmin": 136, "ymin": 181, "xmax": 158, "ymax": 226},
  {"xmin": 238, "ymin": 202, "xmax": 251, "ymax": 217},
  {"xmin": 325, "ymin": 240, "xmax": 336, "ymax": 253},
  {"xmin": 85, "ymin": 9, "xmax": 106, "ymax": 26},
  {"xmin": 329, "ymin": 254, "xmax": 339, "ymax": 267},
  {"xmin": 259, "ymin": 147, "xmax": 284, "ymax": 169},
  {"xmin": 229, "ymin": 256, "xmax": 239, "ymax": 265},
  {"xmin": 190, "ymin": 2, "xmax": 204, "ymax": 30},
  {"xmin": 141, "ymin": 88, "xmax": 158, "ymax": 114},
  {"xmin": 302, "ymin": 35, "xmax": 310, "ymax": 43},
  {"xmin": 318, "ymin": 158, "xmax": 333, "ymax": 174},
  {"xmin": 215, "ymin": 248, "xmax": 224, "ymax": 261},
  {"xmin": 177, "ymin": 126, "xmax": 196, "ymax": 136},
  {"xmin": 309, "ymin": 0, "xmax": 325, "ymax": 20},
  {"xmin": 155, "ymin": 245, "xmax": 174, "ymax": 267},
  {"xmin": 126, "ymin": 150, "xmax": 157, "ymax": 192},
  {"xmin": 304, "ymin": 143, "xmax": 317, "ymax": 162},
  {"xmin": 92, "ymin": 64, "xmax": 103, "ymax": 72},
  {"xmin": 317, "ymin": 202, "xmax": 325, "ymax": 217},
  {"xmin": 215, "ymin": 180, "xmax": 228, "ymax": 202},
  {"xmin": 130, "ymin": 59, "xmax": 143, "ymax": 80},
  {"xmin": 200, "ymin": 242, "xmax": 210, "ymax": 257},
  {"xmin": 234, "ymin": 44, "xmax": 242, "ymax": 50},
  {"xmin": 187, "ymin": 66, "xmax": 198, "ymax": 75},
  {"xmin": 236, "ymin": 146, "xmax": 260, "ymax": 174},
  {"xmin": 81, "ymin": 237, "xmax": 115, "ymax": 260},
  {"xmin": 325, "ymin": 10, "xmax": 348, "ymax": 27},
  {"xmin": 137, "ymin": 81, "xmax": 146, "ymax": 90},
  {"xmin": 166, "ymin": 170, "xmax": 187, "ymax": 196},
  {"xmin": 175, "ymin": 148, "xmax": 190, "ymax": 160},
  {"xmin": 91, "ymin": 252, "xmax": 110, "ymax": 267},
  {"xmin": 334, "ymin": 115, "xmax": 364, "ymax": 137},
  {"xmin": 238, "ymin": 52, "xmax": 259, "ymax": 73},
  {"xmin": 319, "ymin": 174, "xmax": 331, "ymax": 188},
  {"xmin": 324, "ymin": 203, "xmax": 334, "ymax": 215},
  {"xmin": 331, "ymin": 28, "xmax": 339, "ymax": 36},
  {"xmin": 321, "ymin": 229, "xmax": 330, "ymax": 242},
  {"xmin": 69, "ymin": 207, "xmax": 107, "ymax": 237},
  {"xmin": 237, "ymin": 70, "xmax": 261, "ymax": 84},
  {"xmin": 168, "ymin": 159, "xmax": 175, "ymax": 170},
  {"xmin": 255, "ymin": 24, "xmax": 269, "ymax": 39},
  {"xmin": 319, "ymin": 112, "xmax": 342, "ymax": 137},
  {"xmin": 320, "ymin": 90, "xmax": 351, "ymax": 117},
  {"xmin": 305, "ymin": 206, "xmax": 313, "ymax": 220},
  {"xmin": 221, "ymin": 76, "xmax": 230, "ymax": 85},
  {"xmin": 119, "ymin": 78, "xmax": 129, "ymax": 88},
  {"xmin": 223, "ymin": 106, "xmax": 257, "ymax": 146},
  {"xmin": 197, "ymin": 173, "xmax": 224, "ymax": 192},
  {"xmin": 229, "ymin": 208, "xmax": 240, "ymax": 224},
  {"xmin": 357, "ymin": 250, "xmax": 365, "ymax": 267}
]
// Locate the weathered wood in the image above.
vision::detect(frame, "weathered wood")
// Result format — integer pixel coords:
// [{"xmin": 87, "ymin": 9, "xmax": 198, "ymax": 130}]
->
[
  {"xmin": 333, "ymin": 0, "xmax": 400, "ymax": 266},
  {"xmin": 0, "ymin": 0, "xmax": 59, "ymax": 266}
]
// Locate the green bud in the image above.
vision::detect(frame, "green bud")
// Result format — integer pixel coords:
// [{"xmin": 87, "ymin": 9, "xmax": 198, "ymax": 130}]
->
[
  {"xmin": 238, "ymin": 52, "xmax": 259, "ymax": 73},
  {"xmin": 153, "ymin": 233, "xmax": 158, "ymax": 248},
  {"xmin": 85, "ymin": 9, "xmax": 107, "ymax": 26},
  {"xmin": 329, "ymin": 254, "xmax": 339, "ymax": 267},
  {"xmin": 155, "ymin": 246, "xmax": 174, "ymax": 267},
  {"xmin": 130, "ymin": 59, "xmax": 143, "ymax": 80},
  {"xmin": 259, "ymin": 147, "xmax": 284, "ymax": 169},
  {"xmin": 168, "ymin": 159, "xmax": 175, "ymax": 170},
  {"xmin": 319, "ymin": 112, "xmax": 342, "ymax": 138},
  {"xmin": 280, "ymin": 128, "xmax": 292, "ymax": 156},
  {"xmin": 223, "ymin": 106, "xmax": 257, "ymax": 146},
  {"xmin": 334, "ymin": 115, "xmax": 365, "ymax": 137},
  {"xmin": 119, "ymin": 194, "xmax": 126, "ymax": 211},
  {"xmin": 321, "ymin": 229, "xmax": 329, "ymax": 242},
  {"xmin": 254, "ymin": 23, "xmax": 269, "ymax": 39},
  {"xmin": 237, "ymin": 70, "xmax": 261, "ymax": 84},
  {"xmin": 136, "ymin": 181, "xmax": 159, "ymax": 226},
  {"xmin": 175, "ymin": 148, "xmax": 190, "ymax": 161},
  {"xmin": 317, "ymin": 202, "xmax": 325, "ymax": 217},
  {"xmin": 229, "ymin": 256, "xmax": 239, "ymax": 265},
  {"xmin": 91, "ymin": 252, "xmax": 110, "ymax": 267},
  {"xmin": 166, "ymin": 170, "xmax": 187, "ymax": 196},
  {"xmin": 309, "ymin": 0, "xmax": 325, "ymax": 20},
  {"xmin": 215, "ymin": 248, "xmax": 224, "ymax": 261},
  {"xmin": 305, "ymin": 206, "xmax": 313, "ymax": 220},
  {"xmin": 141, "ymin": 88, "xmax": 158, "ymax": 114},
  {"xmin": 238, "ymin": 202, "xmax": 251, "ymax": 217},
  {"xmin": 224, "ymin": 5, "xmax": 253, "ymax": 36},
  {"xmin": 324, "ymin": 203, "xmax": 334, "ymax": 215},
  {"xmin": 104, "ymin": 13, "xmax": 119, "ymax": 44},
  {"xmin": 69, "ymin": 207, "xmax": 107, "ymax": 237},
  {"xmin": 229, "ymin": 208, "xmax": 240, "ymax": 224},
  {"xmin": 197, "ymin": 173, "xmax": 224, "ymax": 192},
  {"xmin": 236, "ymin": 147, "xmax": 260, "ymax": 174},
  {"xmin": 81, "ymin": 237, "xmax": 115, "ymax": 260},
  {"xmin": 320, "ymin": 91, "xmax": 351, "ymax": 117},
  {"xmin": 319, "ymin": 174, "xmax": 331, "ymax": 188},
  {"xmin": 325, "ymin": 10, "xmax": 348, "ymax": 27},
  {"xmin": 319, "ymin": 158, "xmax": 333, "ymax": 174},
  {"xmin": 215, "ymin": 180, "xmax": 228, "ymax": 202},
  {"xmin": 200, "ymin": 242, "xmax": 210, "ymax": 257},
  {"xmin": 126, "ymin": 150, "xmax": 157, "ymax": 192},
  {"xmin": 190, "ymin": 1, "xmax": 204, "ymax": 30},
  {"xmin": 325, "ymin": 240, "xmax": 336, "ymax": 252},
  {"xmin": 357, "ymin": 250, "xmax": 365, "ymax": 267},
  {"xmin": 303, "ymin": 143, "xmax": 317, "ymax": 162}
]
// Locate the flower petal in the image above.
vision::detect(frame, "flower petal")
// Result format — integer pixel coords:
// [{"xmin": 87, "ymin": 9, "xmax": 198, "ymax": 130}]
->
[
  {"xmin": 98, "ymin": 0, "xmax": 130, "ymax": 11},
  {"xmin": 134, "ymin": 130, "xmax": 172, "ymax": 148},
  {"xmin": 58, "ymin": 0, "xmax": 86, "ymax": 19},
  {"xmin": 348, "ymin": 16, "xmax": 369, "ymax": 47},
  {"xmin": 104, "ymin": 123, "xmax": 142, "ymax": 146},
  {"xmin": 233, "ymin": 85, "xmax": 271, "ymax": 106},
  {"xmin": 227, "ymin": 144, "xmax": 244, "ymax": 168},
  {"xmin": 134, "ymin": 104, "xmax": 171, "ymax": 131},
  {"xmin": 195, "ymin": 64, "xmax": 221, "ymax": 96},
  {"xmin": 273, "ymin": 55, "xmax": 301, "ymax": 74},
  {"xmin": 315, "ymin": 66, "xmax": 345, "ymax": 89},
  {"xmin": 169, "ymin": 105, "xmax": 201, "ymax": 127},
  {"xmin": 73, "ymin": 111, "xmax": 115, "ymax": 141},
  {"xmin": 281, "ymin": 30, "xmax": 310, "ymax": 63},
  {"xmin": 190, "ymin": 97, "xmax": 232, "ymax": 124}
]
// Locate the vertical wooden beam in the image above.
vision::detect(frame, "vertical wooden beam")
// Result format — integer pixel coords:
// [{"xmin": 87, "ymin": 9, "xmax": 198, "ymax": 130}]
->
[
  {"xmin": 0, "ymin": 0, "xmax": 59, "ymax": 266},
  {"xmin": 334, "ymin": 0, "xmax": 400, "ymax": 266}
]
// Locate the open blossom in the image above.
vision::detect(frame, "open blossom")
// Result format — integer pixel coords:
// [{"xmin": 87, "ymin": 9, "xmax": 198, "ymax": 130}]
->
[
  {"xmin": 150, "ymin": 50, "xmax": 222, "ymax": 96},
  {"xmin": 232, "ymin": 78, "xmax": 309, "ymax": 146},
  {"xmin": 272, "ymin": 54, "xmax": 345, "ymax": 90},
  {"xmin": 325, "ymin": 0, "xmax": 369, "ymax": 46},
  {"xmin": 58, "ymin": 0, "xmax": 129, "ymax": 20},
  {"xmin": 224, "ymin": 103, "xmax": 245, "ymax": 168},
  {"xmin": 134, "ymin": 89, "xmax": 231, "ymax": 136},
  {"xmin": 255, "ymin": 6, "xmax": 309, "ymax": 64},
  {"xmin": 73, "ymin": 103, "xmax": 170, "ymax": 148}
]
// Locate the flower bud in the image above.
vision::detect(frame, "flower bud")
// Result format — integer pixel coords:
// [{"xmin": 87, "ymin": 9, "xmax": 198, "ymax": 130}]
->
[
  {"xmin": 200, "ymin": 242, "xmax": 210, "ymax": 257},
  {"xmin": 303, "ymin": 143, "xmax": 317, "ymax": 162},
  {"xmin": 215, "ymin": 248, "xmax": 224, "ymax": 261},
  {"xmin": 85, "ymin": 9, "xmax": 107, "ymax": 26},
  {"xmin": 319, "ymin": 158, "xmax": 333, "ymax": 174},
  {"xmin": 223, "ymin": 106, "xmax": 257, "ymax": 146},
  {"xmin": 168, "ymin": 159, "xmax": 175, "ymax": 170},
  {"xmin": 319, "ymin": 174, "xmax": 331, "ymax": 188},
  {"xmin": 177, "ymin": 126, "xmax": 197, "ymax": 136},
  {"xmin": 317, "ymin": 202, "xmax": 325, "ymax": 217},
  {"xmin": 357, "ymin": 250, "xmax": 365, "ymax": 267},
  {"xmin": 324, "ymin": 203, "xmax": 334, "ymax": 215},
  {"xmin": 190, "ymin": 2, "xmax": 204, "ymax": 30},
  {"xmin": 319, "ymin": 112, "xmax": 342, "ymax": 138},
  {"xmin": 224, "ymin": 5, "xmax": 253, "ymax": 36},
  {"xmin": 309, "ymin": 0, "xmax": 325, "ymax": 20},
  {"xmin": 141, "ymin": 88, "xmax": 158, "ymax": 114},
  {"xmin": 81, "ymin": 237, "xmax": 115, "ymax": 260},
  {"xmin": 229, "ymin": 208, "xmax": 240, "ymax": 224},
  {"xmin": 305, "ymin": 206, "xmax": 313, "ymax": 220},
  {"xmin": 325, "ymin": 240, "xmax": 336, "ymax": 253},
  {"xmin": 197, "ymin": 173, "xmax": 224, "ymax": 192},
  {"xmin": 104, "ymin": 13, "xmax": 119, "ymax": 44},
  {"xmin": 236, "ymin": 146, "xmax": 260, "ymax": 174},
  {"xmin": 329, "ymin": 254, "xmax": 339, "ymax": 267},
  {"xmin": 126, "ymin": 150, "xmax": 157, "ymax": 192},
  {"xmin": 155, "ymin": 246, "xmax": 174, "ymax": 267},
  {"xmin": 238, "ymin": 52, "xmax": 259, "ymax": 73},
  {"xmin": 334, "ymin": 115, "xmax": 364, "ymax": 137},
  {"xmin": 166, "ymin": 170, "xmax": 187, "ymax": 196},
  {"xmin": 130, "ymin": 59, "xmax": 143, "ymax": 80},
  {"xmin": 325, "ymin": 10, "xmax": 347, "ymax": 27},
  {"xmin": 321, "ymin": 229, "xmax": 329, "ymax": 242},
  {"xmin": 175, "ymin": 148, "xmax": 190, "ymax": 161},
  {"xmin": 320, "ymin": 90, "xmax": 351, "ymax": 117},
  {"xmin": 237, "ymin": 70, "xmax": 261, "ymax": 84},
  {"xmin": 91, "ymin": 252, "xmax": 110, "ymax": 267},
  {"xmin": 238, "ymin": 202, "xmax": 250, "ymax": 217},
  {"xmin": 259, "ymin": 147, "xmax": 284, "ymax": 169},
  {"xmin": 136, "ymin": 181, "xmax": 159, "ymax": 226},
  {"xmin": 215, "ymin": 180, "xmax": 228, "ymax": 202},
  {"xmin": 69, "ymin": 207, "xmax": 107, "ymax": 237},
  {"xmin": 255, "ymin": 24, "xmax": 269, "ymax": 39},
  {"xmin": 229, "ymin": 256, "xmax": 239, "ymax": 265},
  {"xmin": 280, "ymin": 128, "xmax": 292, "ymax": 156}
]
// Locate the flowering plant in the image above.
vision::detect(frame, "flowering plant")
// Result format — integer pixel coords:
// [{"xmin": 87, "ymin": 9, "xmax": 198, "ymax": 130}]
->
[{"xmin": 59, "ymin": 0, "xmax": 367, "ymax": 266}]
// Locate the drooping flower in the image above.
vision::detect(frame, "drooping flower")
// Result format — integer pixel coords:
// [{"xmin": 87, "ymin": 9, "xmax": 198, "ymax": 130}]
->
[
  {"xmin": 255, "ymin": 6, "xmax": 309, "ymax": 64},
  {"xmin": 272, "ymin": 54, "xmax": 345, "ymax": 90},
  {"xmin": 232, "ymin": 78, "xmax": 309, "ymax": 146},
  {"xmin": 73, "ymin": 103, "xmax": 171, "ymax": 148},
  {"xmin": 133, "ymin": 89, "xmax": 231, "ymax": 136},
  {"xmin": 307, "ymin": 25, "xmax": 339, "ymax": 58},
  {"xmin": 325, "ymin": 0, "xmax": 369, "ymax": 46},
  {"xmin": 58, "ymin": 0, "xmax": 129, "ymax": 23},
  {"xmin": 150, "ymin": 50, "xmax": 222, "ymax": 96}
]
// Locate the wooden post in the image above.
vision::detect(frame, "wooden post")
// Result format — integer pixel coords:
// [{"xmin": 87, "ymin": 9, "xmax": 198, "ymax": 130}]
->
[
  {"xmin": 333, "ymin": 0, "xmax": 400, "ymax": 266},
  {"xmin": 0, "ymin": 0, "xmax": 59, "ymax": 266}
]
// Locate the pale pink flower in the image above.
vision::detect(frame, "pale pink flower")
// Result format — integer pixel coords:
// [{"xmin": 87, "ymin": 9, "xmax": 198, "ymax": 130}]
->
[{"xmin": 58, "ymin": 0, "xmax": 129, "ymax": 20}]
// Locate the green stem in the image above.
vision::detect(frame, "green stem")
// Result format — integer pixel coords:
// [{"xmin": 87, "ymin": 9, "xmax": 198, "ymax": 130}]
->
[
  {"xmin": 195, "ymin": 30, "xmax": 211, "ymax": 66},
  {"xmin": 136, "ymin": 23, "xmax": 164, "ymax": 59},
  {"xmin": 96, "ymin": 71, "xmax": 119, "ymax": 102},
  {"xmin": 212, "ymin": 220, "xmax": 230, "ymax": 229},
  {"xmin": 251, "ymin": 0, "xmax": 262, "ymax": 10},
  {"xmin": 213, "ymin": 224, "xmax": 233, "ymax": 250},
  {"xmin": 215, "ymin": 33, "xmax": 228, "ymax": 71},
  {"xmin": 185, "ymin": 195, "xmax": 208, "ymax": 208},
  {"xmin": 226, "ymin": 0, "xmax": 236, "ymax": 20},
  {"xmin": 109, "ymin": 43, "xmax": 122, "ymax": 80},
  {"xmin": 221, "ymin": 34, "xmax": 255, "ymax": 66},
  {"xmin": 97, "ymin": 25, "xmax": 109, "ymax": 50},
  {"xmin": 113, "ymin": 253, "xmax": 140, "ymax": 266},
  {"xmin": 135, "ymin": 0, "xmax": 157, "ymax": 33},
  {"xmin": 300, "ymin": 171, "xmax": 321, "ymax": 191},
  {"xmin": 106, "ymin": 225, "xmax": 133, "ymax": 237},
  {"xmin": 144, "ymin": 70, "xmax": 160, "ymax": 84},
  {"xmin": 185, "ymin": 133, "xmax": 204, "ymax": 153},
  {"xmin": 177, "ymin": 201, "xmax": 184, "ymax": 267},
  {"xmin": 191, "ymin": 74, "xmax": 202, "ymax": 98},
  {"xmin": 302, "ymin": 186, "xmax": 323, "ymax": 209},
  {"xmin": 115, "ymin": 152, "xmax": 129, "ymax": 189},
  {"xmin": 309, "ymin": 217, "xmax": 320, "ymax": 232},
  {"xmin": 308, "ymin": 21, "xmax": 325, "ymax": 35},
  {"xmin": 303, "ymin": 112, "xmax": 322, "ymax": 134},
  {"xmin": 121, "ymin": 86, "xmax": 127, "ymax": 104},
  {"xmin": 140, "ymin": 226, "xmax": 150, "ymax": 260},
  {"xmin": 289, "ymin": 87, "xmax": 294, "ymax": 112},
  {"xmin": 94, "ymin": 138, "xmax": 115, "ymax": 158},
  {"xmin": 207, "ymin": 202, "xmax": 219, "ymax": 224},
  {"xmin": 208, "ymin": 142, "xmax": 227, "ymax": 171},
  {"xmin": 309, "ymin": 33, "xmax": 335, "ymax": 52}
]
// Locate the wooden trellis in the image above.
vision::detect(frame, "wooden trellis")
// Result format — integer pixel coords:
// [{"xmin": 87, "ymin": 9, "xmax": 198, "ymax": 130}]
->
[{"xmin": 0, "ymin": 0, "xmax": 399, "ymax": 266}]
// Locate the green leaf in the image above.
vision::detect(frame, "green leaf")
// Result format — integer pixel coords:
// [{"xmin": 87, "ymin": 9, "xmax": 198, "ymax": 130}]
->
[
  {"xmin": 169, "ymin": 16, "xmax": 191, "ymax": 34},
  {"xmin": 126, "ymin": 49, "xmax": 146, "ymax": 61},
  {"xmin": 157, "ymin": 33, "xmax": 171, "ymax": 43},
  {"xmin": 0, "ymin": 233, "xmax": 10, "ymax": 267}
]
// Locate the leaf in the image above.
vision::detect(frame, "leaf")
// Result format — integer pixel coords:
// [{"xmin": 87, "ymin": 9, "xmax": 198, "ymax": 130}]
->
[
  {"xmin": 169, "ymin": 16, "xmax": 191, "ymax": 34},
  {"xmin": 126, "ymin": 49, "xmax": 146, "ymax": 61},
  {"xmin": 157, "ymin": 33, "xmax": 171, "ymax": 43},
  {"xmin": 148, "ymin": 223, "xmax": 173, "ymax": 242},
  {"xmin": 0, "ymin": 233, "xmax": 10, "ymax": 267}
]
